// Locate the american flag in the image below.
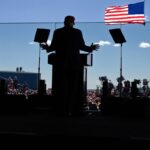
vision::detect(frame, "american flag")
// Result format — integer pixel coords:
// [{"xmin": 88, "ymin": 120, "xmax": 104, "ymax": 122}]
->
[{"xmin": 104, "ymin": 1, "xmax": 145, "ymax": 25}]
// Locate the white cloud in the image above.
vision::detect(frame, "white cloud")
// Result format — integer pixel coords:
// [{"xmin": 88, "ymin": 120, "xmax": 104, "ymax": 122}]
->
[
  {"xmin": 29, "ymin": 41, "xmax": 35, "ymax": 45},
  {"xmin": 145, "ymin": 16, "xmax": 149, "ymax": 22},
  {"xmin": 95, "ymin": 40, "xmax": 111, "ymax": 46},
  {"xmin": 113, "ymin": 43, "xmax": 121, "ymax": 47},
  {"xmin": 94, "ymin": 40, "xmax": 123, "ymax": 47},
  {"xmin": 139, "ymin": 42, "xmax": 150, "ymax": 48},
  {"xmin": 29, "ymin": 40, "xmax": 51, "ymax": 46}
]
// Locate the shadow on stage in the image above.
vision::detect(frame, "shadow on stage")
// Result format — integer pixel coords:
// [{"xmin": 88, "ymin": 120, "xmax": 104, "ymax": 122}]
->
[{"xmin": 1, "ymin": 95, "xmax": 150, "ymax": 146}]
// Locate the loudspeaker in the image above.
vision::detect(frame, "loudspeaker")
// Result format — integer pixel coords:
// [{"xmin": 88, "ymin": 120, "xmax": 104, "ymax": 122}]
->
[
  {"xmin": 38, "ymin": 80, "xmax": 46, "ymax": 95},
  {"xmin": 0, "ymin": 79, "xmax": 7, "ymax": 95}
]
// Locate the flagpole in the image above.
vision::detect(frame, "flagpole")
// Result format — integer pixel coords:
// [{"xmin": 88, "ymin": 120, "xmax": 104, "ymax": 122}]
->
[
  {"xmin": 120, "ymin": 43, "xmax": 123, "ymax": 97},
  {"xmin": 144, "ymin": 0, "xmax": 145, "ymax": 14}
]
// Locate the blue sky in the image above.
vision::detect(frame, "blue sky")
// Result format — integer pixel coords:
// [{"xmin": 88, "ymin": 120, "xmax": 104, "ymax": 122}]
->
[{"xmin": 0, "ymin": 0, "xmax": 150, "ymax": 89}]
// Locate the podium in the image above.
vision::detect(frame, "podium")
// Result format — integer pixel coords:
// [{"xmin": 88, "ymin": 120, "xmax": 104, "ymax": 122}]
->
[{"xmin": 48, "ymin": 53, "xmax": 93, "ymax": 114}]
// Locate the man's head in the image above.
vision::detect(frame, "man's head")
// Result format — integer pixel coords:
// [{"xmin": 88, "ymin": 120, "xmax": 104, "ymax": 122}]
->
[{"xmin": 64, "ymin": 15, "xmax": 75, "ymax": 27}]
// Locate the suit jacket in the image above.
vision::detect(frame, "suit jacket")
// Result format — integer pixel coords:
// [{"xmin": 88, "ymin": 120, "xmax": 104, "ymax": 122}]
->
[{"xmin": 47, "ymin": 26, "xmax": 92, "ymax": 69}]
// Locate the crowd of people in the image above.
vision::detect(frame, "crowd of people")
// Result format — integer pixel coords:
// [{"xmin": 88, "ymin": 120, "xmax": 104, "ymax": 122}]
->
[
  {"xmin": 86, "ymin": 90, "xmax": 101, "ymax": 111},
  {"xmin": 6, "ymin": 76, "xmax": 37, "ymax": 95},
  {"xmin": 99, "ymin": 76, "xmax": 150, "ymax": 98},
  {"xmin": 1, "ymin": 75, "xmax": 150, "ymax": 112}
]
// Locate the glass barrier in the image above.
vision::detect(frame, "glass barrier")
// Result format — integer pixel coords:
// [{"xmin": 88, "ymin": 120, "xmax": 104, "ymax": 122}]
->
[{"xmin": 0, "ymin": 22, "xmax": 150, "ymax": 108}]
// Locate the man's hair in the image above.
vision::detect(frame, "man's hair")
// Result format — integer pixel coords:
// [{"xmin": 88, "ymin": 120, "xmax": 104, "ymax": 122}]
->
[{"xmin": 64, "ymin": 16, "xmax": 75, "ymax": 26}]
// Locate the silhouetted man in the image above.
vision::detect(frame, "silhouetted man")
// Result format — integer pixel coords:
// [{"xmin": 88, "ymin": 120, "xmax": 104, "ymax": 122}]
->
[{"xmin": 41, "ymin": 15, "xmax": 99, "ymax": 116}]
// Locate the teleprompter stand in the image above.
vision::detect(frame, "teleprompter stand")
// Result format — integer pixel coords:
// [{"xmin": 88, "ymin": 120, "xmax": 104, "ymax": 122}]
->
[
  {"xmin": 109, "ymin": 28, "xmax": 126, "ymax": 97},
  {"xmin": 34, "ymin": 28, "xmax": 50, "ymax": 94}
]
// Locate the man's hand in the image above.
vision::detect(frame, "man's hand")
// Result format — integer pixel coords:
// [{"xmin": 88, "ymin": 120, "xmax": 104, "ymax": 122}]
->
[
  {"xmin": 90, "ymin": 43, "xmax": 100, "ymax": 51},
  {"xmin": 40, "ymin": 43, "xmax": 49, "ymax": 50}
]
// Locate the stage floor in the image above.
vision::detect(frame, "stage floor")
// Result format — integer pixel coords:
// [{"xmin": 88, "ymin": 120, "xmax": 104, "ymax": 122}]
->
[
  {"xmin": 0, "ymin": 110, "xmax": 150, "ymax": 145},
  {"xmin": 1, "ymin": 95, "xmax": 150, "ymax": 146}
]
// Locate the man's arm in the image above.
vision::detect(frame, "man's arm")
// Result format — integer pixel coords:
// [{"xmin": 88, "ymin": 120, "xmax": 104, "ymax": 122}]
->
[
  {"xmin": 78, "ymin": 30, "xmax": 100, "ymax": 52},
  {"xmin": 40, "ymin": 43, "xmax": 54, "ymax": 53},
  {"xmin": 40, "ymin": 30, "xmax": 58, "ymax": 53},
  {"xmin": 90, "ymin": 43, "xmax": 100, "ymax": 51}
]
